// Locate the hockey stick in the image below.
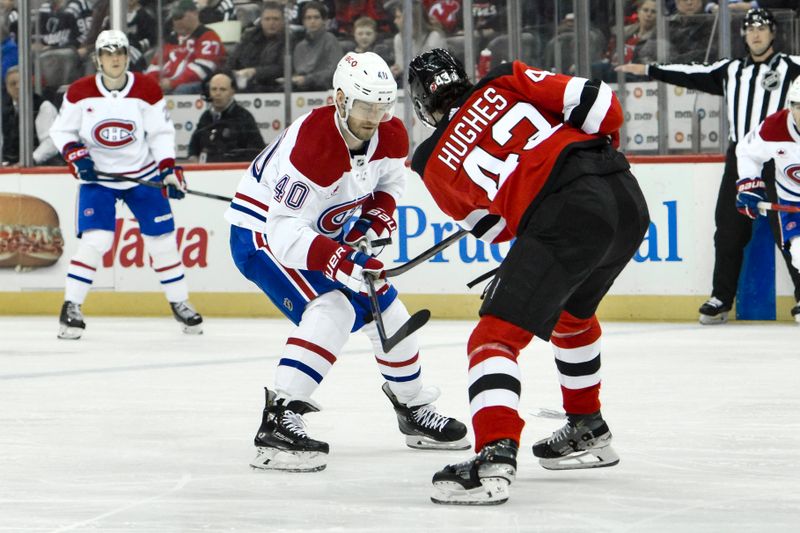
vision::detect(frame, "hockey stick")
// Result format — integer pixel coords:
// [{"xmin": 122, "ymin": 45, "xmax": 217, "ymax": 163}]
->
[
  {"xmin": 757, "ymin": 201, "xmax": 800, "ymax": 214},
  {"xmin": 384, "ymin": 228, "xmax": 469, "ymax": 278},
  {"xmin": 95, "ymin": 170, "xmax": 233, "ymax": 202},
  {"xmin": 365, "ymin": 273, "xmax": 431, "ymax": 352}
]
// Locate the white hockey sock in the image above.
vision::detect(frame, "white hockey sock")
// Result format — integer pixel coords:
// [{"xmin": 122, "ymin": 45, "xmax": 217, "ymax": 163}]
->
[
  {"xmin": 274, "ymin": 291, "xmax": 353, "ymax": 400},
  {"xmin": 362, "ymin": 299, "xmax": 423, "ymax": 404},
  {"xmin": 64, "ymin": 230, "xmax": 114, "ymax": 304},
  {"xmin": 144, "ymin": 233, "xmax": 188, "ymax": 303}
]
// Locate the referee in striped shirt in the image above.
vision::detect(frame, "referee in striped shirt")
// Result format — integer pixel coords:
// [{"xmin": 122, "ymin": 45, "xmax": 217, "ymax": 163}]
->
[{"xmin": 617, "ymin": 7, "xmax": 800, "ymax": 324}]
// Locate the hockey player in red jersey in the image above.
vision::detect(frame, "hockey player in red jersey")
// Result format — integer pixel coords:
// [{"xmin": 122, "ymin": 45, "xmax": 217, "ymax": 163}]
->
[
  {"xmin": 735, "ymin": 76, "xmax": 800, "ymax": 322},
  {"xmin": 408, "ymin": 49, "xmax": 650, "ymax": 505},
  {"xmin": 226, "ymin": 52, "xmax": 469, "ymax": 473},
  {"xmin": 50, "ymin": 30, "xmax": 203, "ymax": 339}
]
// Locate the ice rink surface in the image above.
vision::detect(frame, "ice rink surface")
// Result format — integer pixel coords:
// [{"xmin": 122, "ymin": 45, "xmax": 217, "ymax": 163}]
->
[{"xmin": 1, "ymin": 316, "xmax": 799, "ymax": 533}]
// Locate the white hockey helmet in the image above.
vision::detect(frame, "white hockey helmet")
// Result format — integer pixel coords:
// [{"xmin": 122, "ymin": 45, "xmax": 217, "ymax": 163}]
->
[
  {"xmin": 788, "ymin": 77, "xmax": 800, "ymax": 105},
  {"xmin": 95, "ymin": 29, "xmax": 129, "ymax": 55},
  {"xmin": 333, "ymin": 52, "xmax": 397, "ymax": 123}
]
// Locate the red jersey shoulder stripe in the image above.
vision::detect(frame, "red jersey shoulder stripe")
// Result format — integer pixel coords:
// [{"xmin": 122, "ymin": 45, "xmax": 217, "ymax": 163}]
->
[
  {"xmin": 65, "ymin": 75, "xmax": 103, "ymax": 103},
  {"xmin": 128, "ymin": 73, "xmax": 164, "ymax": 105},
  {"xmin": 759, "ymin": 109, "xmax": 792, "ymax": 142},
  {"xmin": 371, "ymin": 116, "xmax": 408, "ymax": 161},
  {"xmin": 290, "ymin": 106, "xmax": 351, "ymax": 187}
]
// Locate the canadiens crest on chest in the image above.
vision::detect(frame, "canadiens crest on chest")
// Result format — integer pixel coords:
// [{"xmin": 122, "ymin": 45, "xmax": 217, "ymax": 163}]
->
[
  {"xmin": 317, "ymin": 194, "xmax": 370, "ymax": 235},
  {"xmin": 92, "ymin": 119, "xmax": 137, "ymax": 148}
]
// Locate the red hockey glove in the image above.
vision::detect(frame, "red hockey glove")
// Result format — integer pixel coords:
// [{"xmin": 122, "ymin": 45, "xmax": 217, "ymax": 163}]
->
[
  {"xmin": 324, "ymin": 244, "xmax": 385, "ymax": 293},
  {"xmin": 343, "ymin": 192, "xmax": 397, "ymax": 256},
  {"xmin": 63, "ymin": 142, "xmax": 98, "ymax": 181},
  {"xmin": 158, "ymin": 159, "xmax": 187, "ymax": 200},
  {"xmin": 736, "ymin": 178, "xmax": 767, "ymax": 219}
]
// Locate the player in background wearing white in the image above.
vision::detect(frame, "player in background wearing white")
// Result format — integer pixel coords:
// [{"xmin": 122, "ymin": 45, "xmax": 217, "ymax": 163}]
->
[
  {"xmin": 736, "ymin": 76, "xmax": 800, "ymax": 323},
  {"xmin": 49, "ymin": 30, "xmax": 203, "ymax": 340},
  {"xmin": 225, "ymin": 52, "xmax": 469, "ymax": 472}
]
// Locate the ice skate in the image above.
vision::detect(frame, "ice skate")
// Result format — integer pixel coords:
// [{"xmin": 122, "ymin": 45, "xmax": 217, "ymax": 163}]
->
[
  {"xmin": 532, "ymin": 411, "xmax": 619, "ymax": 470},
  {"xmin": 431, "ymin": 438, "xmax": 517, "ymax": 506},
  {"xmin": 698, "ymin": 296, "xmax": 731, "ymax": 325},
  {"xmin": 170, "ymin": 300, "xmax": 203, "ymax": 334},
  {"xmin": 250, "ymin": 388, "xmax": 329, "ymax": 472},
  {"xmin": 791, "ymin": 301, "xmax": 800, "ymax": 324},
  {"xmin": 381, "ymin": 383, "xmax": 470, "ymax": 450},
  {"xmin": 57, "ymin": 301, "xmax": 85, "ymax": 340}
]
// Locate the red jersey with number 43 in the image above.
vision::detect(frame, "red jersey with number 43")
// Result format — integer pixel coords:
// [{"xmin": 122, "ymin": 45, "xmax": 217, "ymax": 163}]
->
[{"xmin": 411, "ymin": 61, "xmax": 623, "ymax": 243}]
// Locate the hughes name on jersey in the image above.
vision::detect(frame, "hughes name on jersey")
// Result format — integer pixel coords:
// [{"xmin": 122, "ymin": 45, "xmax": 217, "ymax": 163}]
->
[
  {"xmin": 737, "ymin": 108, "xmax": 800, "ymax": 206},
  {"xmin": 225, "ymin": 105, "xmax": 408, "ymax": 270},
  {"xmin": 411, "ymin": 61, "xmax": 623, "ymax": 243}
]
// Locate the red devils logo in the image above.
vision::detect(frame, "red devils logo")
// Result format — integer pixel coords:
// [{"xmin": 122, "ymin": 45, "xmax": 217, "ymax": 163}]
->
[
  {"xmin": 92, "ymin": 120, "xmax": 136, "ymax": 148},
  {"xmin": 784, "ymin": 164, "xmax": 800, "ymax": 185},
  {"xmin": 317, "ymin": 195, "xmax": 369, "ymax": 234}
]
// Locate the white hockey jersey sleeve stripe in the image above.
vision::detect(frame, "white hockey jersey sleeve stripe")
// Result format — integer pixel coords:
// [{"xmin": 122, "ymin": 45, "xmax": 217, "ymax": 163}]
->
[{"xmin": 561, "ymin": 77, "xmax": 585, "ymax": 123}]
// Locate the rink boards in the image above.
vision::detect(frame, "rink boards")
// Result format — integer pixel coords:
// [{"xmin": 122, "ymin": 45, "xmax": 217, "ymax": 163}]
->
[{"xmin": 0, "ymin": 160, "xmax": 796, "ymax": 321}]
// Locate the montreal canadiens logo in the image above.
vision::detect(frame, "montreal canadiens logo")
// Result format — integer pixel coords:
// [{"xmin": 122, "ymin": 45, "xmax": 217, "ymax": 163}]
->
[
  {"xmin": 784, "ymin": 164, "xmax": 800, "ymax": 186},
  {"xmin": 317, "ymin": 195, "xmax": 369, "ymax": 234},
  {"xmin": 93, "ymin": 120, "xmax": 136, "ymax": 148}
]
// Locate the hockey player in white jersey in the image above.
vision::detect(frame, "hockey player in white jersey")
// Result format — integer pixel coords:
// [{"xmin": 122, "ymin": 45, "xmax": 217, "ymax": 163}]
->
[
  {"xmin": 49, "ymin": 30, "xmax": 203, "ymax": 339},
  {"xmin": 226, "ymin": 52, "xmax": 469, "ymax": 472},
  {"xmin": 735, "ymin": 76, "xmax": 800, "ymax": 322}
]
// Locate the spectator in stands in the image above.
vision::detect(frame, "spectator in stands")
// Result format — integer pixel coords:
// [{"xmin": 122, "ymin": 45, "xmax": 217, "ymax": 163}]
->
[
  {"xmin": 146, "ymin": 0, "xmax": 225, "ymax": 94},
  {"xmin": 426, "ymin": 0, "xmax": 461, "ymax": 34},
  {"xmin": 334, "ymin": 0, "xmax": 392, "ymax": 37},
  {"xmin": 352, "ymin": 16, "xmax": 392, "ymax": 65},
  {"xmin": 389, "ymin": 0, "xmax": 447, "ymax": 80},
  {"xmin": 227, "ymin": 1, "xmax": 286, "ymax": 92},
  {"xmin": 197, "ymin": 0, "xmax": 236, "ymax": 24},
  {"xmin": 0, "ymin": 16, "xmax": 17, "ymax": 80},
  {"xmin": 543, "ymin": 12, "xmax": 607, "ymax": 75},
  {"xmin": 187, "ymin": 72, "xmax": 265, "ymax": 163},
  {"xmin": 36, "ymin": 0, "xmax": 81, "ymax": 52},
  {"xmin": 65, "ymin": 0, "xmax": 94, "ymax": 53},
  {"xmin": 80, "ymin": 0, "xmax": 157, "ymax": 72},
  {"xmin": 2, "ymin": 66, "xmax": 60, "ymax": 166},
  {"xmin": 669, "ymin": 0, "xmax": 717, "ymax": 63},
  {"xmin": 1, "ymin": 0, "xmax": 18, "ymax": 41},
  {"xmin": 281, "ymin": 1, "xmax": 342, "ymax": 91},
  {"xmin": 287, "ymin": 0, "xmax": 336, "ymax": 34},
  {"xmin": 604, "ymin": 0, "xmax": 658, "ymax": 79}
]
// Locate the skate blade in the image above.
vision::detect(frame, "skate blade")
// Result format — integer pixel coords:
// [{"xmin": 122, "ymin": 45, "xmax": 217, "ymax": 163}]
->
[
  {"xmin": 539, "ymin": 445, "xmax": 620, "ymax": 471},
  {"xmin": 57, "ymin": 325, "xmax": 84, "ymax": 340},
  {"xmin": 699, "ymin": 312, "xmax": 728, "ymax": 325},
  {"xmin": 430, "ymin": 477, "xmax": 509, "ymax": 506},
  {"xmin": 249, "ymin": 447, "xmax": 327, "ymax": 473},
  {"xmin": 181, "ymin": 323, "xmax": 203, "ymax": 335},
  {"xmin": 405, "ymin": 435, "xmax": 471, "ymax": 451}
]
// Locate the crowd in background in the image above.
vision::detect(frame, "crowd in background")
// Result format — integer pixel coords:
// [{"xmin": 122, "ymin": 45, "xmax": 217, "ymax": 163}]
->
[{"xmin": 1, "ymin": 0, "xmax": 799, "ymax": 164}]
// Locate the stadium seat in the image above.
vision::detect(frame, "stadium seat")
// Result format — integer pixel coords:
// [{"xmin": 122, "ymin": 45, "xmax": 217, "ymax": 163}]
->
[
  {"xmin": 38, "ymin": 48, "xmax": 82, "ymax": 93},
  {"xmin": 235, "ymin": 3, "xmax": 261, "ymax": 29},
  {"xmin": 207, "ymin": 20, "xmax": 242, "ymax": 44}
]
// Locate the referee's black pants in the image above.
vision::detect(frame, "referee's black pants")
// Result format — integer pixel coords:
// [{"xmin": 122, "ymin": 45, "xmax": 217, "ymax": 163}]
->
[{"xmin": 712, "ymin": 143, "xmax": 800, "ymax": 306}]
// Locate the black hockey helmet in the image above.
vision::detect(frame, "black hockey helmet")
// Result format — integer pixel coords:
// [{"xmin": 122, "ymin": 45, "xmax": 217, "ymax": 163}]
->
[
  {"xmin": 408, "ymin": 48, "xmax": 472, "ymax": 128},
  {"xmin": 741, "ymin": 7, "xmax": 776, "ymax": 36}
]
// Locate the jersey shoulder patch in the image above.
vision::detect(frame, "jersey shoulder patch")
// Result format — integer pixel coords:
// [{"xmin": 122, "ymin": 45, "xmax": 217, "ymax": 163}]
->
[
  {"xmin": 65, "ymin": 76, "xmax": 102, "ymax": 103},
  {"xmin": 128, "ymin": 73, "xmax": 164, "ymax": 105},
  {"xmin": 371, "ymin": 117, "xmax": 408, "ymax": 161},
  {"xmin": 760, "ymin": 109, "xmax": 792, "ymax": 142},
  {"xmin": 290, "ymin": 106, "xmax": 350, "ymax": 187}
]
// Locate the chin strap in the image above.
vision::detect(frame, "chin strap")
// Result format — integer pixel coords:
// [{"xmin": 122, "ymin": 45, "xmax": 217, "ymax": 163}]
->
[{"xmin": 335, "ymin": 102, "xmax": 362, "ymax": 142}]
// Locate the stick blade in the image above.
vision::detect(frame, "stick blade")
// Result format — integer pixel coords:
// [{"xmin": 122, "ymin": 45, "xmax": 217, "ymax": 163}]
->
[{"xmin": 380, "ymin": 309, "xmax": 431, "ymax": 352}]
